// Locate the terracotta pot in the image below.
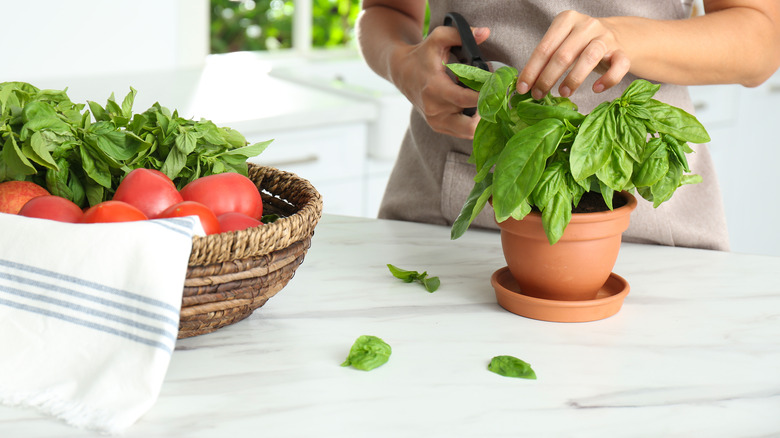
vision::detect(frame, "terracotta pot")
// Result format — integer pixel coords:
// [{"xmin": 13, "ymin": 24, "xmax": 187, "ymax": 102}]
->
[{"xmin": 496, "ymin": 192, "xmax": 637, "ymax": 301}]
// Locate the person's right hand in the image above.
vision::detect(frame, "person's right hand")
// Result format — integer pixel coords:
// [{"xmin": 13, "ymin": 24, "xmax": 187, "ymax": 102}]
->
[{"xmin": 388, "ymin": 25, "xmax": 490, "ymax": 140}]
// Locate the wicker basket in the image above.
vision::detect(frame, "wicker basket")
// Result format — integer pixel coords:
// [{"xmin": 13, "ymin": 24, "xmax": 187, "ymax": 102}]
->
[{"xmin": 178, "ymin": 163, "xmax": 323, "ymax": 338}]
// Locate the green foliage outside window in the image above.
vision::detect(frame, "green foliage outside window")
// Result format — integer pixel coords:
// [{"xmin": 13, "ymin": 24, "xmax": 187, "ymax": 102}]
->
[{"xmin": 210, "ymin": 0, "xmax": 361, "ymax": 53}]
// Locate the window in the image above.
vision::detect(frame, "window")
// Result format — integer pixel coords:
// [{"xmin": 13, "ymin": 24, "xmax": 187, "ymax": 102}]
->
[{"xmin": 210, "ymin": 0, "xmax": 361, "ymax": 54}]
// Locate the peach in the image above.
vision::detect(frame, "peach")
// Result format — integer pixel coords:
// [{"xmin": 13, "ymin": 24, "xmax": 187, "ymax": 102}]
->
[{"xmin": 0, "ymin": 181, "xmax": 50, "ymax": 215}]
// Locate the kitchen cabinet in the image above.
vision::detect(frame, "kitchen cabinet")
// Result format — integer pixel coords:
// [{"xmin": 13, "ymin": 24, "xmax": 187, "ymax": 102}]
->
[{"xmin": 689, "ymin": 71, "xmax": 780, "ymax": 256}]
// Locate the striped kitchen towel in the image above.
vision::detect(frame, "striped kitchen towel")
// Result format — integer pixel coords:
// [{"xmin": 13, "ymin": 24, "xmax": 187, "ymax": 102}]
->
[{"xmin": 0, "ymin": 212, "xmax": 202, "ymax": 434}]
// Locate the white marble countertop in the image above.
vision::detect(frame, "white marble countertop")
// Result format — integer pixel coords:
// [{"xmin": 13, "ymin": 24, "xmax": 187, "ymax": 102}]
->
[{"xmin": 3, "ymin": 214, "xmax": 780, "ymax": 437}]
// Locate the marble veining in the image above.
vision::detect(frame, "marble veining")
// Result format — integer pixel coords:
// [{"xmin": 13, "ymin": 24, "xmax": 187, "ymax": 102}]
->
[{"xmin": 1, "ymin": 214, "xmax": 779, "ymax": 437}]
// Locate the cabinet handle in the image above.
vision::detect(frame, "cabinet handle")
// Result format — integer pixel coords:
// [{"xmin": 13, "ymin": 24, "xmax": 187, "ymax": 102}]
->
[
  {"xmin": 769, "ymin": 84, "xmax": 780, "ymax": 94},
  {"xmin": 262, "ymin": 154, "xmax": 320, "ymax": 168}
]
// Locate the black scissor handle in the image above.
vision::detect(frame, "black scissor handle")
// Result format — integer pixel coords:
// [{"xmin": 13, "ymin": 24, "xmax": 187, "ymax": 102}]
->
[{"xmin": 444, "ymin": 12, "xmax": 489, "ymax": 116}]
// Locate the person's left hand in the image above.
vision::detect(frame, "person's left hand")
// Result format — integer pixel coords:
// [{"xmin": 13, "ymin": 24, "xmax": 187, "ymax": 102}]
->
[{"xmin": 516, "ymin": 10, "xmax": 630, "ymax": 99}]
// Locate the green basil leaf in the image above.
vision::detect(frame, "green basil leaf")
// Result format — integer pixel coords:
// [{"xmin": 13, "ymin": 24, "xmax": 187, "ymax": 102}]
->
[
  {"xmin": 616, "ymin": 110, "xmax": 646, "ymax": 162},
  {"xmin": 681, "ymin": 174, "xmax": 703, "ymax": 185},
  {"xmin": 120, "ymin": 87, "xmax": 136, "ymax": 119},
  {"xmin": 20, "ymin": 101, "xmax": 72, "ymax": 138},
  {"xmin": 650, "ymin": 159, "xmax": 683, "ymax": 207},
  {"xmin": 624, "ymin": 104, "xmax": 653, "ymax": 121},
  {"xmin": 642, "ymin": 99, "xmax": 710, "ymax": 143},
  {"xmin": 568, "ymin": 172, "xmax": 588, "ymax": 207},
  {"xmin": 487, "ymin": 355, "xmax": 537, "ymax": 379},
  {"xmin": 632, "ymin": 137, "xmax": 669, "ymax": 187},
  {"xmin": 472, "ymin": 118, "xmax": 506, "ymax": 182},
  {"xmin": 175, "ymin": 128, "xmax": 198, "ymax": 155},
  {"xmin": 598, "ymin": 181, "xmax": 615, "ymax": 210},
  {"xmin": 220, "ymin": 126, "xmax": 248, "ymax": 148},
  {"xmin": 531, "ymin": 160, "xmax": 566, "ymax": 209},
  {"xmin": 451, "ymin": 173, "xmax": 493, "ymax": 240},
  {"xmin": 194, "ymin": 120, "xmax": 229, "ymax": 146},
  {"xmin": 79, "ymin": 146, "xmax": 112, "ymax": 189},
  {"xmin": 2, "ymin": 136, "xmax": 37, "ymax": 178},
  {"xmin": 662, "ymin": 134, "xmax": 692, "ymax": 172},
  {"xmin": 446, "ymin": 63, "xmax": 492, "ymax": 91},
  {"xmin": 570, "ymin": 101, "xmax": 616, "ymax": 181},
  {"xmin": 25, "ymin": 131, "xmax": 60, "ymax": 169},
  {"xmin": 67, "ymin": 169, "xmax": 87, "ymax": 207},
  {"xmin": 509, "ymin": 199, "xmax": 533, "ymax": 221},
  {"xmin": 387, "ymin": 264, "xmax": 440, "ymax": 292},
  {"xmin": 493, "ymin": 119, "xmax": 565, "ymax": 222},
  {"xmin": 96, "ymin": 130, "xmax": 136, "ymax": 161},
  {"xmin": 84, "ymin": 179, "xmax": 105, "ymax": 207},
  {"xmin": 620, "ymin": 79, "xmax": 660, "ymax": 105},
  {"xmin": 548, "ymin": 96, "xmax": 579, "ymax": 111},
  {"xmin": 514, "ymin": 101, "xmax": 585, "ymax": 126},
  {"xmin": 341, "ymin": 335, "xmax": 392, "ymax": 371},
  {"xmin": 160, "ymin": 147, "xmax": 188, "ymax": 179},
  {"xmin": 541, "ymin": 190, "xmax": 572, "ymax": 245},
  {"xmin": 387, "ymin": 264, "xmax": 418, "ymax": 283},
  {"xmin": 87, "ymin": 100, "xmax": 109, "ymax": 122},
  {"xmin": 477, "ymin": 66, "xmax": 518, "ymax": 123},
  {"xmin": 421, "ymin": 276, "xmax": 441, "ymax": 293},
  {"xmin": 596, "ymin": 144, "xmax": 633, "ymax": 191},
  {"xmin": 45, "ymin": 163, "xmax": 72, "ymax": 200},
  {"xmin": 219, "ymin": 139, "xmax": 272, "ymax": 159},
  {"xmin": 636, "ymin": 185, "xmax": 654, "ymax": 204}
]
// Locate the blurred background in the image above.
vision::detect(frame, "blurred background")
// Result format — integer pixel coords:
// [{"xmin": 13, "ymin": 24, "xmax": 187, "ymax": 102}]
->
[{"xmin": 1, "ymin": 1, "xmax": 777, "ymax": 256}]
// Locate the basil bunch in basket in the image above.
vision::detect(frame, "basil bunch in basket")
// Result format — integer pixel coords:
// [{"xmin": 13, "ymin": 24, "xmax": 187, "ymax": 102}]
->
[
  {"xmin": 0, "ymin": 81, "xmax": 270, "ymax": 208},
  {"xmin": 448, "ymin": 64, "xmax": 710, "ymax": 244}
]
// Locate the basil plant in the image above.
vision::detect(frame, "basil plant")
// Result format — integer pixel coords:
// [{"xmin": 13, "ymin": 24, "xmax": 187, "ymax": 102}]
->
[{"xmin": 448, "ymin": 64, "xmax": 710, "ymax": 245}]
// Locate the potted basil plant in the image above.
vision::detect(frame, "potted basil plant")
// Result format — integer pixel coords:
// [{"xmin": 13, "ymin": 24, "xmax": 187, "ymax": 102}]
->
[{"xmin": 448, "ymin": 64, "xmax": 710, "ymax": 306}]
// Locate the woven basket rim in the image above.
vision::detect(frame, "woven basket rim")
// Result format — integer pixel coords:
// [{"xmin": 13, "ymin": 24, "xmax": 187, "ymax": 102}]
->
[{"xmin": 187, "ymin": 163, "xmax": 323, "ymax": 266}]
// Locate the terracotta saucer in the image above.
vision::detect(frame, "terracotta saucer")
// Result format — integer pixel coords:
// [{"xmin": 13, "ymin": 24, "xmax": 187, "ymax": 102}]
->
[{"xmin": 491, "ymin": 266, "xmax": 630, "ymax": 323}]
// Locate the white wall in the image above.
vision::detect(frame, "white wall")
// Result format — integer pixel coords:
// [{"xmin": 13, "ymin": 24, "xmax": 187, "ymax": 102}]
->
[{"xmin": 0, "ymin": 0, "xmax": 209, "ymax": 81}]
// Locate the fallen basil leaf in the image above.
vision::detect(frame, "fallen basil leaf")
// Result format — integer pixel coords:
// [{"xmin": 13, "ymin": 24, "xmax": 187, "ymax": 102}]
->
[
  {"xmin": 341, "ymin": 335, "xmax": 391, "ymax": 371},
  {"xmin": 488, "ymin": 355, "xmax": 537, "ymax": 379},
  {"xmin": 421, "ymin": 276, "xmax": 441, "ymax": 292},
  {"xmin": 387, "ymin": 264, "xmax": 440, "ymax": 292}
]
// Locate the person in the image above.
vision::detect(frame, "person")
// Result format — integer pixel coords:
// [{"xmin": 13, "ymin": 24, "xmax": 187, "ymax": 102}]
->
[{"xmin": 355, "ymin": 1, "xmax": 780, "ymax": 251}]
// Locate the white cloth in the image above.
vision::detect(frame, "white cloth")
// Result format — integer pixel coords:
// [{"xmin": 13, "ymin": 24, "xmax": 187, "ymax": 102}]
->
[{"xmin": 0, "ymin": 213, "xmax": 201, "ymax": 434}]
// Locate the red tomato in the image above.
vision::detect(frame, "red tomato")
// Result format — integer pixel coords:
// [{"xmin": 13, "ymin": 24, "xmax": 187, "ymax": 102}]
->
[
  {"xmin": 180, "ymin": 172, "xmax": 263, "ymax": 219},
  {"xmin": 157, "ymin": 201, "xmax": 220, "ymax": 235},
  {"xmin": 82, "ymin": 200, "xmax": 148, "ymax": 223},
  {"xmin": 217, "ymin": 212, "xmax": 263, "ymax": 232},
  {"xmin": 112, "ymin": 168, "xmax": 183, "ymax": 218},
  {"xmin": 18, "ymin": 195, "xmax": 83, "ymax": 223}
]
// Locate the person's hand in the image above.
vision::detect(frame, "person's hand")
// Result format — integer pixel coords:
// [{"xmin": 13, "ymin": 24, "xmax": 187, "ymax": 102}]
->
[
  {"xmin": 517, "ymin": 10, "xmax": 630, "ymax": 99},
  {"xmin": 389, "ymin": 25, "xmax": 490, "ymax": 139}
]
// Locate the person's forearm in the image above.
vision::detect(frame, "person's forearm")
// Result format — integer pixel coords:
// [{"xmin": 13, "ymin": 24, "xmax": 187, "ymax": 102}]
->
[
  {"xmin": 356, "ymin": 3, "xmax": 426, "ymax": 87},
  {"xmin": 605, "ymin": 6, "xmax": 780, "ymax": 87}
]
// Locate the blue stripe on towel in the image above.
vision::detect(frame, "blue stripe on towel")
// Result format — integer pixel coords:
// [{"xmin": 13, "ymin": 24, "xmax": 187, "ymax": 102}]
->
[
  {"xmin": 0, "ymin": 297, "xmax": 173, "ymax": 354},
  {"xmin": 0, "ymin": 284, "xmax": 177, "ymax": 342},
  {"xmin": 148, "ymin": 217, "xmax": 198, "ymax": 237},
  {"xmin": 2, "ymin": 272, "xmax": 179, "ymax": 329},
  {"xmin": 0, "ymin": 259, "xmax": 180, "ymax": 315}
]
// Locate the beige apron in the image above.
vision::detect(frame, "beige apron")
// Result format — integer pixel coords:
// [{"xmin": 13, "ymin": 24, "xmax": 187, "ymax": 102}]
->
[{"xmin": 378, "ymin": 0, "xmax": 730, "ymax": 251}]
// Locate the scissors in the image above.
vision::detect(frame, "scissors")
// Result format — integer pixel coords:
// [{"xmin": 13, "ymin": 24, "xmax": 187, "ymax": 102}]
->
[{"xmin": 444, "ymin": 12, "xmax": 490, "ymax": 116}]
